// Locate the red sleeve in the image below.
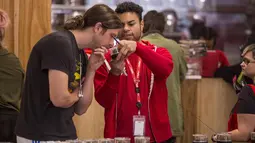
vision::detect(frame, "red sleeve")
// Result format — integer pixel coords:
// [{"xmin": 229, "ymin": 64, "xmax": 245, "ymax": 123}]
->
[
  {"xmin": 94, "ymin": 58, "xmax": 120, "ymax": 109},
  {"xmin": 217, "ymin": 50, "xmax": 230, "ymax": 67},
  {"xmin": 135, "ymin": 42, "xmax": 173, "ymax": 79}
]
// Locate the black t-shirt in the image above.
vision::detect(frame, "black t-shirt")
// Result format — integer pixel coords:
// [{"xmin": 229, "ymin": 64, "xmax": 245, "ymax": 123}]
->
[
  {"xmin": 15, "ymin": 30, "xmax": 88, "ymax": 141},
  {"xmin": 234, "ymin": 85, "xmax": 255, "ymax": 114}
]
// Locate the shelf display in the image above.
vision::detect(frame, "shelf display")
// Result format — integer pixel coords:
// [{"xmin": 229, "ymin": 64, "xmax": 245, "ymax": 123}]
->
[
  {"xmin": 51, "ymin": 0, "xmax": 86, "ymax": 31},
  {"xmin": 180, "ymin": 40, "xmax": 207, "ymax": 79}
]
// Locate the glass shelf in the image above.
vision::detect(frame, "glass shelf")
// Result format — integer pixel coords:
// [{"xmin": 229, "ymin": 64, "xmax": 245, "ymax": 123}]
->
[{"xmin": 52, "ymin": 4, "xmax": 86, "ymax": 11}]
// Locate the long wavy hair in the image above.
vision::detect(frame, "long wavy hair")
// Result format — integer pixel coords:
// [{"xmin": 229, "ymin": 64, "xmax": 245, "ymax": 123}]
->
[{"xmin": 64, "ymin": 4, "xmax": 123, "ymax": 33}]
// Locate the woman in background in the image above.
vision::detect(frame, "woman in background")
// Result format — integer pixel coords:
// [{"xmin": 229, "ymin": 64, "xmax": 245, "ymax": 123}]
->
[
  {"xmin": 212, "ymin": 44, "xmax": 255, "ymax": 142},
  {"xmin": 215, "ymin": 35, "xmax": 255, "ymax": 93}
]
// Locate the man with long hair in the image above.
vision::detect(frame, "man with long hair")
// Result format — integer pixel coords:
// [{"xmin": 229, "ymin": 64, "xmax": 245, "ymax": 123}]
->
[{"xmin": 15, "ymin": 4, "xmax": 124, "ymax": 142}]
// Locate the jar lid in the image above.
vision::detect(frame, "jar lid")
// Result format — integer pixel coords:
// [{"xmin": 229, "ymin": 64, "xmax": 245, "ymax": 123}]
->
[
  {"xmin": 217, "ymin": 133, "xmax": 232, "ymax": 142},
  {"xmin": 192, "ymin": 134, "xmax": 208, "ymax": 142}
]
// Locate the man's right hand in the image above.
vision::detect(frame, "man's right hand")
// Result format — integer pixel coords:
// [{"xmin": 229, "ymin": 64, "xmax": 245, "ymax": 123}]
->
[
  {"xmin": 116, "ymin": 40, "xmax": 137, "ymax": 61},
  {"xmin": 87, "ymin": 46, "xmax": 108, "ymax": 72},
  {"xmin": 109, "ymin": 59, "xmax": 125, "ymax": 76}
]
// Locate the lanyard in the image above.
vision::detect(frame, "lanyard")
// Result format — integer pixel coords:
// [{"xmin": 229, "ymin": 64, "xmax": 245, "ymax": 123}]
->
[
  {"xmin": 126, "ymin": 57, "xmax": 142, "ymax": 115},
  {"xmin": 78, "ymin": 54, "xmax": 83, "ymax": 98}
]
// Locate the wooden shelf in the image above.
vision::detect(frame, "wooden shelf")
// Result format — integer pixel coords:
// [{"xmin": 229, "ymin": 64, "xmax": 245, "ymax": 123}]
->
[{"xmin": 52, "ymin": 4, "xmax": 86, "ymax": 11}]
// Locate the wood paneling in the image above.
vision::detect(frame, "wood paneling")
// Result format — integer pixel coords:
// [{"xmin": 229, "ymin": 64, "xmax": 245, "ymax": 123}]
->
[
  {"xmin": 178, "ymin": 78, "xmax": 237, "ymax": 143},
  {"xmin": 73, "ymin": 94, "xmax": 105, "ymax": 139},
  {"xmin": 0, "ymin": 0, "xmax": 51, "ymax": 69},
  {"xmin": 18, "ymin": 0, "xmax": 51, "ymax": 69},
  {"xmin": 177, "ymin": 79, "xmax": 199, "ymax": 143}
]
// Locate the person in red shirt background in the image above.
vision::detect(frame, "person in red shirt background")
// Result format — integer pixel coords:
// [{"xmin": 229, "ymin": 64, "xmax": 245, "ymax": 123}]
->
[
  {"xmin": 193, "ymin": 26, "xmax": 230, "ymax": 77},
  {"xmin": 93, "ymin": 2, "xmax": 174, "ymax": 143}
]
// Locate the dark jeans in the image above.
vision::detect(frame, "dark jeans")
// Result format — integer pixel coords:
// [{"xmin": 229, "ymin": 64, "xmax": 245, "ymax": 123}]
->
[
  {"xmin": 153, "ymin": 137, "xmax": 176, "ymax": 143},
  {"xmin": 0, "ymin": 108, "xmax": 18, "ymax": 143}
]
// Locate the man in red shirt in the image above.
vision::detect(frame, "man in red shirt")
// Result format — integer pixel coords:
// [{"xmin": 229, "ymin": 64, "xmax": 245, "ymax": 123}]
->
[{"xmin": 94, "ymin": 2, "xmax": 174, "ymax": 143}]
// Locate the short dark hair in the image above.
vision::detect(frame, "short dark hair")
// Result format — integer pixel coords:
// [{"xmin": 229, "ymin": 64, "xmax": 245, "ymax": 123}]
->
[
  {"xmin": 196, "ymin": 26, "xmax": 217, "ymax": 40},
  {"xmin": 193, "ymin": 26, "xmax": 217, "ymax": 48},
  {"xmin": 143, "ymin": 10, "xmax": 166, "ymax": 34},
  {"xmin": 64, "ymin": 4, "xmax": 123, "ymax": 31},
  {"xmin": 115, "ymin": 2, "xmax": 143, "ymax": 21}
]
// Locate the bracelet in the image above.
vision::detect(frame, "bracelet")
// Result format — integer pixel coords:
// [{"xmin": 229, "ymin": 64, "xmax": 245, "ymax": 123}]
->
[{"xmin": 78, "ymin": 89, "xmax": 83, "ymax": 98}]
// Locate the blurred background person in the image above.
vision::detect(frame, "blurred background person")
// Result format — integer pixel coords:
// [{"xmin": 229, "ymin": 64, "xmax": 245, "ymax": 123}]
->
[
  {"xmin": 161, "ymin": 9, "xmax": 189, "ymax": 41},
  {"xmin": 190, "ymin": 25, "xmax": 230, "ymax": 77},
  {"xmin": 142, "ymin": 10, "xmax": 187, "ymax": 142},
  {"xmin": 189, "ymin": 16, "xmax": 206, "ymax": 41},
  {"xmin": 0, "ymin": 9, "xmax": 24, "ymax": 143}
]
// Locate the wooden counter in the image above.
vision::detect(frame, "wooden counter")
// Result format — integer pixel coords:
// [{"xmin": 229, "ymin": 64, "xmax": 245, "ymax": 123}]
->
[
  {"xmin": 178, "ymin": 78, "xmax": 237, "ymax": 143},
  {"xmin": 74, "ymin": 78, "xmax": 237, "ymax": 143},
  {"xmin": 73, "ymin": 94, "xmax": 105, "ymax": 139}
]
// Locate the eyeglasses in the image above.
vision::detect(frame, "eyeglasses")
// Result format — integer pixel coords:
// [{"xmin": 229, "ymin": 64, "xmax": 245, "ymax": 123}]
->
[{"xmin": 242, "ymin": 57, "xmax": 255, "ymax": 65}]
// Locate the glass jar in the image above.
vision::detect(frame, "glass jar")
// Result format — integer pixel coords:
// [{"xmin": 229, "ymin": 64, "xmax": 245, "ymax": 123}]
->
[
  {"xmin": 216, "ymin": 133, "xmax": 232, "ymax": 143},
  {"xmin": 192, "ymin": 134, "xmax": 208, "ymax": 143}
]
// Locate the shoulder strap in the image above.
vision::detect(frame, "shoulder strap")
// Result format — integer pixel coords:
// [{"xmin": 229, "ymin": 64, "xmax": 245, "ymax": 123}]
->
[{"xmin": 248, "ymin": 84, "xmax": 255, "ymax": 95}]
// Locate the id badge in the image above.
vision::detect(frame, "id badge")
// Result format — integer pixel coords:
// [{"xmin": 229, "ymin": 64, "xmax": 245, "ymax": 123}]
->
[{"xmin": 133, "ymin": 115, "xmax": 145, "ymax": 136}]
